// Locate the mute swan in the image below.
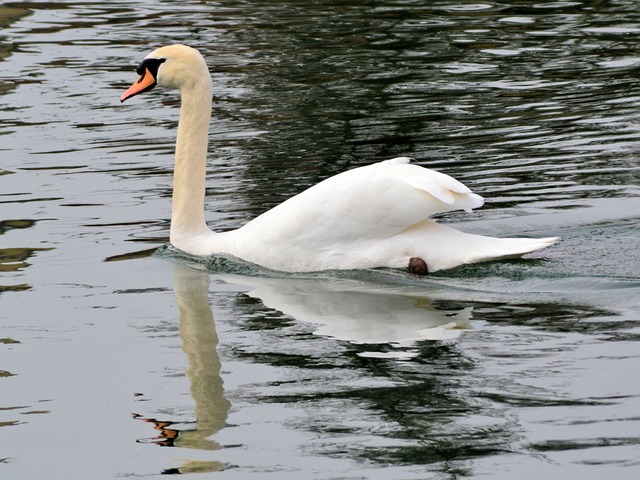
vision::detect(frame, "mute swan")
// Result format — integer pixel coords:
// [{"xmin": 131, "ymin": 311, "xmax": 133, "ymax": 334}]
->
[{"xmin": 121, "ymin": 44, "xmax": 558, "ymax": 274}]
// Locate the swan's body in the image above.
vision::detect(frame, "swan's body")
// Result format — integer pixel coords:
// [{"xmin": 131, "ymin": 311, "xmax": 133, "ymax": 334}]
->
[{"xmin": 121, "ymin": 45, "xmax": 558, "ymax": 273}]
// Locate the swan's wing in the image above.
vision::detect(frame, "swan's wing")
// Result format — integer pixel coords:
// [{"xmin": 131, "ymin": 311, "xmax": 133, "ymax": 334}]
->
[
  {"xmin": 374, "ymin": 157, "xmax": 484, "ymax": 213},
  {"xmin": 246, "ymin": 157, "xmax": 484, "ymax": 244}
]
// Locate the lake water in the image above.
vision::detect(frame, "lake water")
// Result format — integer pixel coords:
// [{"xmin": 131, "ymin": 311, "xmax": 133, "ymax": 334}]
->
[{"xmin": 2, "ymin": 0, "xmax": 640, "ymax": 478}]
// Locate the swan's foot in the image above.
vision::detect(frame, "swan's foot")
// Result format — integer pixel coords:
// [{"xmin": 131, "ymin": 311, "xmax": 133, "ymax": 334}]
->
[{"xmin": 408, "ymin": 257, "xmax": 428, "ymax": 275}]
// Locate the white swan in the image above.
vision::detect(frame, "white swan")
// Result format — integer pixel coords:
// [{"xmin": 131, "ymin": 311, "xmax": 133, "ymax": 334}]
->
[{"xmin": 121, "ymin": 44, "xmax": 558, "ymax": 274}]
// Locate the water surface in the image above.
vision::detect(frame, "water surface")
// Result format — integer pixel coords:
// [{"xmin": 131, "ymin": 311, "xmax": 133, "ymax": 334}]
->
[{"xmin": 1, "ymin": 1, "xmax": 639, "ymax": 479}]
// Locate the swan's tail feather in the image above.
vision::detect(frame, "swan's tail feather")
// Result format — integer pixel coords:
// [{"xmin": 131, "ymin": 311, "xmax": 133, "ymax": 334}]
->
[
  {"xmin": 411, "ymin": 221, "xmax": 560, "ymax": 272},
  {"xmin": 469, "ymin": 236, "xmax": 560, "ymax": 263}
]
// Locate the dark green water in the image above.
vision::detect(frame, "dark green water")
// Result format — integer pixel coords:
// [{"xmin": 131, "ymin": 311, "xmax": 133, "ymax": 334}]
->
[{"xmin": 1, "ymin": 1, "xmax": 639, "ymax": 478}]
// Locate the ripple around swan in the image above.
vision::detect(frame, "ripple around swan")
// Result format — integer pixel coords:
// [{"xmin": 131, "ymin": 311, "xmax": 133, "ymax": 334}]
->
[{"xmin": 155, "ymin": 239, "xmax": 640, "ymax": 305}]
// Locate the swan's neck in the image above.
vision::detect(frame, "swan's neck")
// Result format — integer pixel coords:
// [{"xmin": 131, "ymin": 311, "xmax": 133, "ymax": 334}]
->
[{"xmin": 170, "ymin": 77, "xmax": 213, "ymax": 246}]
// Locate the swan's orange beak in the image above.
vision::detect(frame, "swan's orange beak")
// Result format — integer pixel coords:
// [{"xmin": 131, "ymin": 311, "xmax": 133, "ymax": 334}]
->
[{"xmin": 120, "ymin": 68, "xmax": 157, "ymax": 102}]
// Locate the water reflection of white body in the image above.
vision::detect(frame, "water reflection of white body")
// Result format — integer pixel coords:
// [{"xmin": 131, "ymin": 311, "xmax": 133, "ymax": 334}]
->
[{"xmin": 216, "ymin": 273, "xmax": 472, "ymax": 357}]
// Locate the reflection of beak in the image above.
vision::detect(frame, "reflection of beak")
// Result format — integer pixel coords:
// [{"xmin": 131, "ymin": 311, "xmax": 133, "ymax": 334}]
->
[{"xmin": 120, "ymin": 68, "xmax": 157, "ymax": 102}]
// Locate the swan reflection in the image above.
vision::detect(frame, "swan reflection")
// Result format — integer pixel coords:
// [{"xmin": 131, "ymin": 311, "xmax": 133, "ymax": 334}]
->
[
  {"xmin": 137, "ymin": 263, "xmax": 473, "ymax": 472},
  {"xmin": 219, "ymin": 273, "xmax": 471, "ymax": 353},
  {"xmin": 135, "ymin": 264, "xmax": 229, "ymax": 474}
]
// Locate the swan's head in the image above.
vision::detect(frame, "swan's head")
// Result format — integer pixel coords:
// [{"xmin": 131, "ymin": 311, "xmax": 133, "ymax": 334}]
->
[{"xmin": 120, "ymin": 44, "xmax": 211, "ymax": 102}]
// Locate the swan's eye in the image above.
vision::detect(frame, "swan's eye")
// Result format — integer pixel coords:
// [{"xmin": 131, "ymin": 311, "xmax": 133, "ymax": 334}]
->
[{"xmin": 135, "ymin": 57, "xmax": 166, "ymax": 77}]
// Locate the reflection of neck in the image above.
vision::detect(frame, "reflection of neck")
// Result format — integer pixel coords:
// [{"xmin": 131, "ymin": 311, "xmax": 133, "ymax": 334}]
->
[
  {"xmin": 170, "ymin": 78, "xmax": 213, "ymax": 243},
  {"xmin": 174, "ymin": 265, "xmax": 229, "ymax": 449}
]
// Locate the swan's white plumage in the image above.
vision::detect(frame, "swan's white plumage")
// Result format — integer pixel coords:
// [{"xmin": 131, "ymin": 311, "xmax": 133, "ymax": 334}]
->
[{"xmin": 122, "ymin": 45, "xmax": 558, "ymax": 273}]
